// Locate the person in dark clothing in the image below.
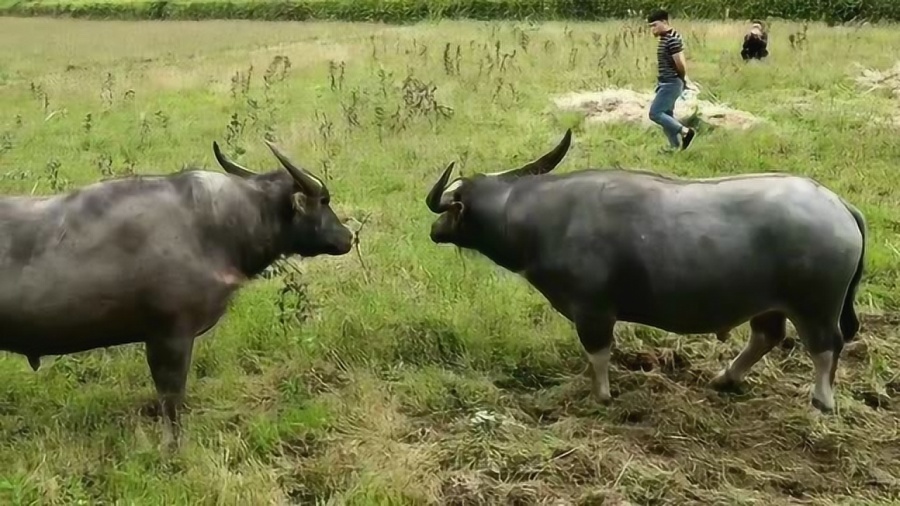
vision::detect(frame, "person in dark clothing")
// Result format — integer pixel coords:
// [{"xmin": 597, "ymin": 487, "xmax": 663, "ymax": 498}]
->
[{"xmin": 742, "ymin": 21, "xmax": 769, "ymax": 61}]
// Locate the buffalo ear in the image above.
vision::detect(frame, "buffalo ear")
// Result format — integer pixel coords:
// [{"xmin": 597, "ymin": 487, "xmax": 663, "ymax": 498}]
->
[
  {"xmin": 448, "ymin": 201, "xmax": 465, "ymax": 223},
  {"xmin": 291, "ymin": 192, "xmax": 310, "ymax": 213}
]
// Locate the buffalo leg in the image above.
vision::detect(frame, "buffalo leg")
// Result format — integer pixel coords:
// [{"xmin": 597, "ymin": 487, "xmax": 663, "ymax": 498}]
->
[
  {"xmin": 710, "ymin": 311, "xmax": 786, "ymax": 392},
  {"xmin": 145, "ymin": 336, "xmax": 195, "ymax": 446},
  {"xmin": 794, "ymin": 321, "xmax": 843, "ymax": 413},
  {"xmin": 575, "ymin": 312, "xmax": 616, "ymax": 402}
]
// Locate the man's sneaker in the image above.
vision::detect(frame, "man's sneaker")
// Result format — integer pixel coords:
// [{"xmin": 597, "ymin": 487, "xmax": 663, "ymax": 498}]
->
[{"xmin": 681, "ymin": 128, "xmax": 696, "ymax": 150}]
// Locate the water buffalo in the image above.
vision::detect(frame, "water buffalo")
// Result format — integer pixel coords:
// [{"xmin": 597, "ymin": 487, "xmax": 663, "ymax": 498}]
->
[
  {"xmin": 425, "ymin": 129, "xmax": 866, "ymax": 413},
  {"xmin": 0, "ymin": 140, "xmax": 353, "ymax": 444}
]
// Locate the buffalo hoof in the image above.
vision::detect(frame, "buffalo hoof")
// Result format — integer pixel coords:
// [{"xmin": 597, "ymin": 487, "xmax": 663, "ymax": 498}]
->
[
  {"xmin": 709, "ymin": 371, "xmax": 743, "ymax": 394},
  {"xmin": 591, "ymin": 386, "xmax": 613, "ymax": 404},
  {"xmin": 159, "ymin": 430, "xmax": 186, "ymax": 455},
  {"xmin": 156, "ymin": 418, "xmax": 186, "ymax": 454},
  {"xmin": 159, "ymin": 433, "xmax": 175, "ymax": 454},
  {"xmin": 593, "ymin": 395, "xmax": 613, "ymax": 406},
  {"xmin": 811, "ymin": 396, "xmax": 835, "ymax": 414}
]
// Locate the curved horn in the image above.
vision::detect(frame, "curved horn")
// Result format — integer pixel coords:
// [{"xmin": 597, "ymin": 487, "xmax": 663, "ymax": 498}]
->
[
  {"xmin": 213, "ymin": 141, "xmax": 256, "ymax": 178},
  {"xmin": 485, "ymin": 129, "xmax": 573, "ymax": 179},
  {"xmin": 263, "ymin": 140, "xmax": 324, "ymax": 195},
  {"xmin": 426, "ymin": 161, "xmax": 456, "ymax": 213}
]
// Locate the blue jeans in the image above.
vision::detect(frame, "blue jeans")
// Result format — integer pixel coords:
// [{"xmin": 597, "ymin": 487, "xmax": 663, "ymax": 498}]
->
[{"xmin": 649, "ymin": 79, "xmax": 685, "ymax": 148}]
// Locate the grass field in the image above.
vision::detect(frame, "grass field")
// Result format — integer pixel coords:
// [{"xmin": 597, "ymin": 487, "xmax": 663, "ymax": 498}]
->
[{"xmin": 1, "ymin": 15, "xmax": 900, "ymax": 505}]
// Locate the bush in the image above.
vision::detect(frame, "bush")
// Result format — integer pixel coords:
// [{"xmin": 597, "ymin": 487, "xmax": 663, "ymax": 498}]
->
[{"xmin": 0, "ymin": 0, "xmax": 897, "ymax": 24}]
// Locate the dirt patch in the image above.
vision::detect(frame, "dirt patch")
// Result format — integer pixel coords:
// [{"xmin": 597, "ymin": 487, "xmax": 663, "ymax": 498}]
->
[
  {"xmin": 860, "ymin": 312, "xmax": 900, "ymax": 337},
  {"xmin": 266, "ymin": 304, "xmax": 900, "ymax": 505},
  {"xmin": 853, "ymin": 62, "xmax": 900, "ymax": 128},
  {"xmin": 553, "ymin": 87, "xmax": 764, "ymax": 130},
  {"xmin": 615, "ymin": 348, "xmax": 691, "ymax": 374},
  {"xmin": 854, "ymin": 61, "xmax": 900, "ymax": 99}
]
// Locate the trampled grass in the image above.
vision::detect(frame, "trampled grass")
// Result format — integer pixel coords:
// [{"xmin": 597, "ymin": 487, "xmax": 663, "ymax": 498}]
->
[{"xmin": 0, "ymin": 15, "xmax": 899, "ymax": 505}]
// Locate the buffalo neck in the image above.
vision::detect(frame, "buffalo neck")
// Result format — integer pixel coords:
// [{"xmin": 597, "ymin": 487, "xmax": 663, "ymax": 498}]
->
[
  {"xmin": 210, "ymin": 181, "xmax": 292, "ymax": 278},
  {"xmin": 464, "ymin": 183, "xmax": 527, "ymax": 272}
]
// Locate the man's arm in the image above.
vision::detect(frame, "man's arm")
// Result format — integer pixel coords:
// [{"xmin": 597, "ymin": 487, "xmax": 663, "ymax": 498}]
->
[
  {"xmin": 667, "ymin": 38, "xmax": 687, "ymax": 81},
  {"xmin": 672, "ymin": 51, "xmax": 687, "ymax": 81}
]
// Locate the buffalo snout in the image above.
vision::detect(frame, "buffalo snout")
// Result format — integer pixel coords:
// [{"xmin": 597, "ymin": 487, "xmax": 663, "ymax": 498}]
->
[
  {"xmin": 429, "ymin": 214, "xmax": 455, "ymax": 244},
  {"xmin": 329, "ymin": 225, "xmax": 354, "ymax": 255}
]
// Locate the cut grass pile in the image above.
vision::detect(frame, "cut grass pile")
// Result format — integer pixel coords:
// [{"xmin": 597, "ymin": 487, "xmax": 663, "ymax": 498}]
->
[{"xmin": 0, "ymin": 16, "xmax": 899, "ymax": 505}]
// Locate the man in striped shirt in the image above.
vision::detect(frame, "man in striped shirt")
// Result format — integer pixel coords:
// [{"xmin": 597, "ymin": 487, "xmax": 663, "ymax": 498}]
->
[{"xmin": 647, "ymin": 9, "xmax": 696, "ymax": 151}]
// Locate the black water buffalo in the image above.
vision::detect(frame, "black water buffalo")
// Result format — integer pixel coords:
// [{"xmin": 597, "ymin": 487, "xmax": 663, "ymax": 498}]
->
[
  {"xmin": 0, "ymin": 140, "xmax": 353, "ymax": 444},
  {"xmin": 425, "ymin": 129, "xmax": 866, "ymax": 413}
]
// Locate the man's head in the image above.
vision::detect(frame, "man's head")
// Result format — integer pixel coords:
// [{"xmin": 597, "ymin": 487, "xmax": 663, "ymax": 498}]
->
[
  {"xmin": 749, "ymin": 20, "xmax": 765, "ymax": 36},
  {"xmin": 647, "ymin": 10, "xmax": 670, "ymax": 37}
]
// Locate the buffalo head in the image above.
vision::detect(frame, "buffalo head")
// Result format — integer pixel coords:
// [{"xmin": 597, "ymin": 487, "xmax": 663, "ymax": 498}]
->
[
  {"xmin": 425, "ymin": 129, "xmax": 572, "ymax": 247},
  {"xmin": 213, "ymin": 140, "xmax": 354, "ymax": 257}
]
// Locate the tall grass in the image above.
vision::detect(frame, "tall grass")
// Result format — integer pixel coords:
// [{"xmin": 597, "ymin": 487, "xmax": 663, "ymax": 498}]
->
[{"xmin": 2, "ymin": 0, "xmax": 900, "ymax": 24}]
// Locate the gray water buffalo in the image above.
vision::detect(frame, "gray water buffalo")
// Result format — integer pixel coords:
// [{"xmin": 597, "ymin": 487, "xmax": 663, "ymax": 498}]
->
[
  {"xmin": 0, "ymin": 140, "xmax": 353, "ymax": 444},
  {"xmin": 425, "ymin": 129, "xmax": 866, "ymax": 413}
]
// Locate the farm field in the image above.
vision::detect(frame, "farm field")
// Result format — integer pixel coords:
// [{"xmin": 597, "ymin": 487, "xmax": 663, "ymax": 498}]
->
[{"xmin": 1, "ymin": 15, "xmax": 900, "ymax": 505}]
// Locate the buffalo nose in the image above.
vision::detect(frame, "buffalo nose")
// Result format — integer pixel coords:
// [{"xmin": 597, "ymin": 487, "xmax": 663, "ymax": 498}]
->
[
  {"xmin": 338, "ymin": 229, "xmax": 354, "ymax": 254},
  {"xmin": 429, "ymin": 226, "xmax": 444, "ymax": 244},
  {"xmin": 336, "ymin": 239, "xmax": 353, "ymax": 254}
]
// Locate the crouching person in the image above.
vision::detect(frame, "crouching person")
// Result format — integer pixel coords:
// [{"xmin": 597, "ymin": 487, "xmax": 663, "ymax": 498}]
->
[{"xmin": 742, "ymin": 20, "xmax": 769, "ymax": 61}]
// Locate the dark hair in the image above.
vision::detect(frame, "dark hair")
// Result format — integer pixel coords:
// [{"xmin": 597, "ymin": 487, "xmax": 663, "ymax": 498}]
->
[{"xmin": 647, "ymin": 9, "xmax": 669, "ymax": 23}]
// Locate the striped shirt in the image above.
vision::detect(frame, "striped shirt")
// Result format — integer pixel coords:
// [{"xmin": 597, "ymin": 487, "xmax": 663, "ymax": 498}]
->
[{"xmin": 656, "ymin": 28, "xmax": 685, "ymax": 83}]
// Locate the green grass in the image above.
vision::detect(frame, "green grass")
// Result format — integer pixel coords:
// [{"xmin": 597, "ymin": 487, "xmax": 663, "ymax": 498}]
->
[
  {"xmin": 10, "ymin": 0, "xmax": 289, "ymax": 4},
  {"xmin": 1, "ymin": 15, "xmax": 900, "ymax": 505},
  {"xmin": 4, "ymin": 0, "xmax": 900, "ymax": 25}
]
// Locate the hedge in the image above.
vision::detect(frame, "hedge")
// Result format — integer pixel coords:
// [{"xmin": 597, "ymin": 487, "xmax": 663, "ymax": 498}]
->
[{"xmin": 0, "ymin": 0, "xmax": 898, "ymax": 24}]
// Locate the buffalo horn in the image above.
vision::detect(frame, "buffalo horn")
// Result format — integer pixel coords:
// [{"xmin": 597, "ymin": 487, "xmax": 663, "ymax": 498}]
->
[
  {"xmin": 426, "ymin": 161, "xmax": 456, "ymax": 213},
  {"xmin": 264, "ymin": 140, "xmax": 325, "ymax": 195},
  {"xmin": 213, "ymin": 141, "xmax": 256, "ymax": 178},
  {"xmin": 485, "ymin": 128, "xmax": 573, "ymax": 179}
]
